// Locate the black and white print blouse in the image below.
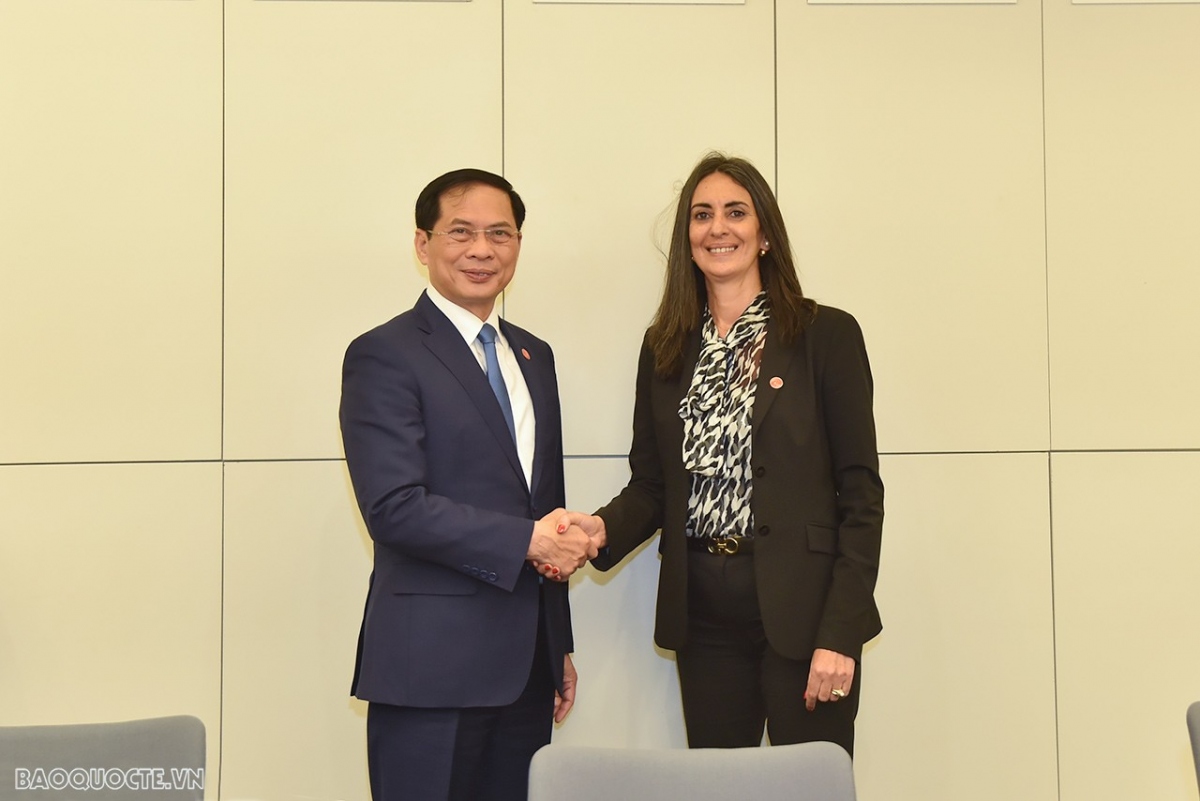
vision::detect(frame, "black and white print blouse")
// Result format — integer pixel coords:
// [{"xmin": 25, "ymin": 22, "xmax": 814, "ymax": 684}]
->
[{"xmin": 679, "ymin": 292, "xmax": 770, "ymax": 541}]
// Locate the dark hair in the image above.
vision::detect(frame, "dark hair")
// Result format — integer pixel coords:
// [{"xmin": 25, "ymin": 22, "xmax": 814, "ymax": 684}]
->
[
  {"xmin": 414, "ymin": 168, "xmax": 526, "ymax": 232},
  {"xmin": 647, "ymin": 152, "xmax": 815, "ymax": 378}
]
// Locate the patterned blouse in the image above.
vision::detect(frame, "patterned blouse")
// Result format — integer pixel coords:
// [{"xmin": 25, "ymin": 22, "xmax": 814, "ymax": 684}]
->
[{"xmin": 679, "ymin": 292, "xmax": 770, "ymax": 541}]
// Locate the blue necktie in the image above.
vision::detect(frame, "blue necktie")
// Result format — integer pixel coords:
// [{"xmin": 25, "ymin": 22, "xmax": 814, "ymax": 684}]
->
[{"xmin": 477, "ymin": 323, "xmax": 517, "ymax": 444}]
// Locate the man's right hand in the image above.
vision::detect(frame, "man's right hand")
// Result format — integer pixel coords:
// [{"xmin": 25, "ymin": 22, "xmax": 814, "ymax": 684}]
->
[{"xmin": 527, "ymin": 508, "xmax": 598, "ymax": 580}]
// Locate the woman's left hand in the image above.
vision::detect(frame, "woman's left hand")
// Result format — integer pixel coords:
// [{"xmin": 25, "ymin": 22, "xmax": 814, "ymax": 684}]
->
[{"xmin": 804, "ymin": 648, "xmax": 855, "ymax": 711}]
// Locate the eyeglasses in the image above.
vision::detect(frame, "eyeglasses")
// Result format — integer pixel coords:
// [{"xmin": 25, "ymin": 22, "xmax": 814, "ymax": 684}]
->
[{"xmin": 426, "ymin": 227, "xmax": 521, "ymax": 246}]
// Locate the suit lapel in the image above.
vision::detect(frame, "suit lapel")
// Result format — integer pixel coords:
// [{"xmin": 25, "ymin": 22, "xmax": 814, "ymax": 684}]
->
[
  {"xmin": 652, "ymin": 327, "xmax": 700, "ymax": 463},
  {"xmin": 503, "ymin": 321, "xmax": 547, "ymax": 497},
  {"xmin": 416, "ymin": 295, "xmax": 527, "ymax": 488},
  {"xmin": 678, "ymin": 327, "xmax": 703, "ymax": 402},
  {"xmin": 752, "ymin": 318, "xmax": 798, "ymax": 432}
]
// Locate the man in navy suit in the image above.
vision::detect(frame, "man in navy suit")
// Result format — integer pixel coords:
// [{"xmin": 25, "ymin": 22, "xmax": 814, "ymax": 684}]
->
[{"xmin": 340, "ymin": 168, "xmax": 596, "ymax": 801}]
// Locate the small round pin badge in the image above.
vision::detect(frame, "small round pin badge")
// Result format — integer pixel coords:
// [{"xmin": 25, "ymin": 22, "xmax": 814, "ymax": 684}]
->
[
  {"xmin": 521, "ymin": 348, "xmax": 531, "ymax": 360},
  {"xmin": 769, "ymin": 376, "xmax": 784, "ymax": 389}
]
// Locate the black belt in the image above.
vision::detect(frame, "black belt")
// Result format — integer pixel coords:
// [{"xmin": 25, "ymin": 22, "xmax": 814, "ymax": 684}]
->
[{"xmin": 687, "ymin": 535, "xmax": 754, "ymax": 556}]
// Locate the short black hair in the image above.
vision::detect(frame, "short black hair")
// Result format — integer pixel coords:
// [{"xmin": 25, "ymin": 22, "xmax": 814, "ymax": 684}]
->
[{"xmin": 414, "ymin": 168, "xmax": 526, "ymax": 231}]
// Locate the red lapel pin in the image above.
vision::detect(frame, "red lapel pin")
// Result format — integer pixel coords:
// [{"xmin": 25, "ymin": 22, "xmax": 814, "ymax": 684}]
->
[
  {"xmin": 769, "ymin": 376, "xmax": 783, "ymax": 389},
  {"xmin": 521, "ymin": 348, "xmax": 531, "ymax": 360}
]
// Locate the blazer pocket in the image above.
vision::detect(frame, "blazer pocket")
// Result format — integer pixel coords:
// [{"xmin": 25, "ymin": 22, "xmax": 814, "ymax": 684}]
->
[{"xmin": 805, "ymin": 523, "xmax": 838, "ymax": 555}]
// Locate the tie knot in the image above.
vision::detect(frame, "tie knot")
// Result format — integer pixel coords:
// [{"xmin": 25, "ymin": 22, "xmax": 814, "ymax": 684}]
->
[{"xmin": 478, "ymin": 323, "xmax": 498, "ymax": 345}]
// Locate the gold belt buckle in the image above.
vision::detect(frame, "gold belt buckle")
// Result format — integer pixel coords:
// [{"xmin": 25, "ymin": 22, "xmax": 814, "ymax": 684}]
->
[{"xmin": 708, "ymin": 536, "xmax": 739, "ymax": 555}]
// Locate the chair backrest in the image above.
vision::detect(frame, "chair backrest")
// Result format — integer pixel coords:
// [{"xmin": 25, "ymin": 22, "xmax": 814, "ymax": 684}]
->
[
  {"xmin": 1188, "ymin": 701, "xmax": 1200, "ymax": 794},
  {"xmin": 528, "ymin": 740, "xmax": 856, "ymax": 801},
  {"xmin": 0, "ymin": 715, "xmax": 206, "ymax": 801}
]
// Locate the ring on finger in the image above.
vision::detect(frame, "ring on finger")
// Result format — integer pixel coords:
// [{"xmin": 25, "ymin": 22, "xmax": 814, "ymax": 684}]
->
[{"xmin": 831, "ymin": 688, "xmax": 846, "ymax": 699}]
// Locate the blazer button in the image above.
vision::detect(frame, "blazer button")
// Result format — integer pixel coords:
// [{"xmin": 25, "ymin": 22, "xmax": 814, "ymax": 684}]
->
[
  {"xmin": 488, "ymin": 572, "xmax": 498, "ymax": 582},
  {"xmin": 754, "ymin": 466, "xmax": 766, "ymax": 478},
  {"xmin": 758, "ymin": 525, "xmax": 771, "ymax": 536}
]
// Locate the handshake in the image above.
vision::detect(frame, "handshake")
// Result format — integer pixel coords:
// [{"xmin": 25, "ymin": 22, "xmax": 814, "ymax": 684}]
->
[{"xmin": 526, "ymin": 509, "xmax": 608, "ymax": 582}]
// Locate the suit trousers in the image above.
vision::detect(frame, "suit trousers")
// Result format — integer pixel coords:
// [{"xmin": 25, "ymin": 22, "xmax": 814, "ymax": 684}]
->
[
  {"xmin": 366, "ymin": 610, "xmax": 555, "ymax": 801},
  {"xmin": 676, "ymin": 549, "xmax": 859, "ymax": 756}
]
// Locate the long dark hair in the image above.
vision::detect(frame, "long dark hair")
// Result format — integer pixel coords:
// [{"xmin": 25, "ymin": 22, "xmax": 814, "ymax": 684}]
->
[{"xmin": 647, "ymin": 152, "xmax": 815, "ymax": 378}]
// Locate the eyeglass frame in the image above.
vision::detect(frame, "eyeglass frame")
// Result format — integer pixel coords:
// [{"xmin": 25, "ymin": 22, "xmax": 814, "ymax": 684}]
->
[{"xmin": 423, "ymin": 226, "xmax": 522, "ymax": 246}]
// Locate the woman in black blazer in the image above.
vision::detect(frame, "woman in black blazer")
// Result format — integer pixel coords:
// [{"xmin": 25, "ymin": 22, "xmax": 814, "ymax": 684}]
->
[{"xmin": 555, "ymin": 153, "xmax": 883, "ymax": 756}]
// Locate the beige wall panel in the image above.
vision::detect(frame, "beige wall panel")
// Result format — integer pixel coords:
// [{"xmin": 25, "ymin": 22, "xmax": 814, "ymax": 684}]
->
[
  {"xmin": 1044, "ymin": 2, "xmax": 1200, "ymax": 450},
  {"xmin": 0, "ymin": 1, "xmax": 222, "ymax": 464},
  {"xmin": 224, "ymin": 0, "xmax": 503, "ymax": 461},
  {"xmin": 222, "ymin": 461, "xmax": 372, "ymax": 801},
  {"xmin": 0, "ymin": 463, "xmax": 222, "ymax": 782},
  {"xmin": 556, "ymin": 457, "xmax": 687, "ymax": 748},
  {"xmin": 777, "ymin": 5, "xmax": 1049, "ymax": 454},
  {"xmin": 1052, "ymin": 452, "xmax": 1200, "ymax": 801},
  {"xmin": 855, "ymin": 453, "xmax": 1057, "ymax": 801},
  {"xmin": 503, "ymin": 0, "xmax": 776, "ymax": 457}
]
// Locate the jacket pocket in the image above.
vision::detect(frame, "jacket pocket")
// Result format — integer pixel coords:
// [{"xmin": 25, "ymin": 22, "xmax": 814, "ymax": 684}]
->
[{"xmin": 806, "ymin": 523, "xmax": 838, "ymax": 555}]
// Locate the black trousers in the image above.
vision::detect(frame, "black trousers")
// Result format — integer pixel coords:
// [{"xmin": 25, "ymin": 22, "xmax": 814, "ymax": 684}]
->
[
  {"xmin": 676, "ymin": 550, "xmax": 859, "ymax": 756},
  {"xmin": 366, "ymin": 619, "xmax": 554, "ymax": 801}
]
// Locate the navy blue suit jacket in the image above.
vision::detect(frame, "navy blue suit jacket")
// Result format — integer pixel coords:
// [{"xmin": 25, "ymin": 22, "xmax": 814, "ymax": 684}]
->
[{"xmin": 340, "ymin": 291, "xmax": 571, "ymax": 708}]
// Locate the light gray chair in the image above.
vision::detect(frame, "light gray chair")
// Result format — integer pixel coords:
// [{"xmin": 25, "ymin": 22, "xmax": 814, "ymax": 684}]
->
[
  {"xmin": 0, "ymin": 715, "xmax": 205, "ymax": 801},
  {"xmin": 528, "ymin": 740, "xmax": 856, "ymax": 801},
  {"xmin": 1188, "ymin": 701, "xmax": 1200, "ymax": 794}
]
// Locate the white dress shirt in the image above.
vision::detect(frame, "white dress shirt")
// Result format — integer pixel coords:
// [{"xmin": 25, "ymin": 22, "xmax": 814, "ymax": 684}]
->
[{"xmin": 426, "ymin": 286, "xmax": 536, "ymax": 488}]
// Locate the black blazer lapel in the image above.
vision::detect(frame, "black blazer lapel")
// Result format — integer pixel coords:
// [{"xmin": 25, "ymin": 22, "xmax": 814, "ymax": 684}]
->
[
  {"xmin": 663, "ymin": 327, "xmax": 703, "ymax": 450},
  {"xmin": 678, "ymin": 327, "xmax": 703, "ymax": 399},
  {"xmin": 753, "ymin": 318, "xmax": 799, "ymax": 432}
]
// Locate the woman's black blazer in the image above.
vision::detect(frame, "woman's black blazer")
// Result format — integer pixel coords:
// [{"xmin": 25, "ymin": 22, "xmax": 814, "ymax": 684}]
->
[{"xmin": 594, "ymin": 304, "xmax": 884, "ymax": 662}]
